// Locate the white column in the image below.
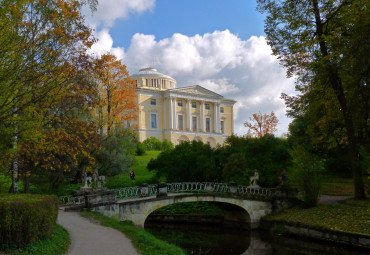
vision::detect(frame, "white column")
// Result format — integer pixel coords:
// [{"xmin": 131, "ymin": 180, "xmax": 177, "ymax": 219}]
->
[
  {"xmin": 169, "ymin": 98, "xmax": 173, "ymax": 129},
  {"xmin": 201, "ymin": 101, "xmax": 205, "ymax": 132},
  {"xmin": 214, "ymin": 103, "xmax": 217, "ymax": 133},
  {"xmin": 173, "ymin": 98, "xmax": 177, "ymax": 129},
  {"xmin": 187, "ymin": 99, "xmax": 191, "ymax": 131},
  {"xmin": 216, "ymin": 104, "xmax": 220, "ymax": 133},
  {"xmin": 163, "ymin": 98, "xmax": 166, "ymax": 130}
]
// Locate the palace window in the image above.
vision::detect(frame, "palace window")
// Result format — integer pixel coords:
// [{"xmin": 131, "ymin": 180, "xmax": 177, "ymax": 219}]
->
[
  {"xmin": 205, "ymin": 104, "xmax": 210, "ymax": 110},
  {"xmin": 192, "ymin": 116, "xmax": 197, "ymax": 131},
  {"xmin": 192, "ymin": 102, "xmax": 197, "ymax": 108},
  {"xmin": 220, "ymin": 107, "xmax": 224, "ymax": 113},
  {"xmin": 178, "ymin": 115, "xmax": 183, "ymax": 130},
  {"xmin": 150, "ymin": 99, "xmax": 156, "ymax": 105},
  {"xmin": 206, "ymin": 118, "xmax": 210, "ymax": 132},
  {"xmin": 220, "ymin": 120, "xmax": 225, "ymax": 133},
  {"xmin": 151, "ymin": 114, "xmax": 157, "ymax": 129},
  {"xmin": 177, "ymin": 100, "xmax": 183, "ymax": 107}
]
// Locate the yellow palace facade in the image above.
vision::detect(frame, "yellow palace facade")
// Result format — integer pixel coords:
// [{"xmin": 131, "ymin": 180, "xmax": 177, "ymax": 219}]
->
[{"xmin": 131, "ymin": 68, "xmax": 236, "ymax": 147}]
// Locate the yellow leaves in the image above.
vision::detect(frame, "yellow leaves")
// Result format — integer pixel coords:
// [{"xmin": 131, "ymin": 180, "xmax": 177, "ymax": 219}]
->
[{"xmin": 93, "ymin": 53, "xmax": 138, "ymax": 133}]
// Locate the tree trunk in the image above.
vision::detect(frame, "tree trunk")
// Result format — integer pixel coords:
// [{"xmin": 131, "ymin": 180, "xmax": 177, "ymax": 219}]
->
[
  {"xmin": 312, "ymin": 0, "xmax": 365, "ymax": 199},
  {"xmin": 107, "ymin": 88, "xmax": 111, "ymax": 136},
  {"xmin": 24, "ymin": 174, "xmax": 30, "ymax": 194}
]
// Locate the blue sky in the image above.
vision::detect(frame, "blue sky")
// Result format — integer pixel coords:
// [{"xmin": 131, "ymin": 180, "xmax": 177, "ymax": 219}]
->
[
  {"xmin": 84, "ymin": 0, "xmax": 294, "ymax": 136},
  {"xmin": 108, "ymin": 0, "xmax": 266, "ymax": 49}
]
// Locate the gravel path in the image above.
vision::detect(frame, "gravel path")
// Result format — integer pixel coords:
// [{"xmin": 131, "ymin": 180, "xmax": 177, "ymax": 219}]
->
[{"xmin": 58, "ymin": 210, "xmax": 140, "ymax": 255}]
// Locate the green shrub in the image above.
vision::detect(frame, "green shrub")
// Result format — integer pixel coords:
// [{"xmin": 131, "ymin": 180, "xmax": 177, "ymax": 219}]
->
[
  {"xmin": 143, "ymin": 137, "xmax": 163, "ymax": 151},
  {"xmin": 221, "ymin": 135, "xmax": 290, "ymax": 187},
  {"xmin": 148, "ymin": 141, "xmax": 220, "ymax": 182},
  {"xmin": 96, "ymin": 130, "xmax": 136, "ymax": 176},
  {"xmin": 161, "ymin": 139, "xmax": 174, "ymax": 151},
  {"xmin": 0, "ymin": 173, "xmax": 11, "ymax": 193},
  {"xmin": 0, "ymin": 194, "xmax": 58, "ymax": 248},
  {"xmin": 289, "ymin": 146, "xmax": 325, "ymax": 208},
  {"xmin": 136, "ymin": 142, "xmax": 147, "ymax": 156}
]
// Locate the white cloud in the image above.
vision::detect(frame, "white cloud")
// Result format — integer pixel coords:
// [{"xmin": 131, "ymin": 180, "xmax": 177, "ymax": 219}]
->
[
  {"xmin": 124, "ymin": 30, "xmax": 295, "ymax": 136},
  {"xmin": 84, "ymin": 0, "xmax": 155, "ymax": 29},
  {"xmin": 83, "ymin": 0, "xmax": 155, "ymax": 59},
  {"xmin": 88, "ymin": 29, "xmax": 125, "ymax": 59}
]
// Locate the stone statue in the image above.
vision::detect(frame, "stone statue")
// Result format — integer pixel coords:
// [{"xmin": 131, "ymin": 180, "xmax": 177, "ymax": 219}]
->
[
  {"xmin": 92, "ymin": 168, "xmax": 99, "ymax": 186},
  {"xmin": 97, "ymin": 176, "xmax": 106, "ymax": 188},
  {"xmin": 82, "ymin": 170, "xmax": 88, "ymax": 188},
  {"xmin": 249, "ymin": 170, "xmax": 260, "ymax": 188},
  {"xmin": 86, "ymin": 176, "xmax": 92, "ymax": 187},
  {"xmin": 278, "ymin": 168, "xmax": 287, "ymax": 187}
]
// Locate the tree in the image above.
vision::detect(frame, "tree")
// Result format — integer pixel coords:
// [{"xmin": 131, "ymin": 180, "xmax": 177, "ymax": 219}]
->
[
  {"xmin": 244, "ymin": 111, "xmax": 278, "ymax": 137},
  {"xmin": 257, "ymin": 0, "xmax": 369, "ymax": 199},
  {"xmin": 94, "ymin": 54, "xmax": 138, "ymax": 135},
  {"xmin": 148, "ymin": 141, "xmax": 220, "ymax": 182},
  {"xmin": 221, "ymin": 135, "xmax": 290, "ymax": 187},
  {"xmin": 0, "ymin": 0, "xmax": 98, "ymax": 192},
  {"xmin": 95, "ymin": 128, "xmax": 136, "ymax": 177}
]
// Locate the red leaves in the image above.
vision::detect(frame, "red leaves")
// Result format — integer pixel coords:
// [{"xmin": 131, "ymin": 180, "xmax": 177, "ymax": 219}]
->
[{"xmin": 244, "ymin": 111, "xmax": 279, "ymax": 137}]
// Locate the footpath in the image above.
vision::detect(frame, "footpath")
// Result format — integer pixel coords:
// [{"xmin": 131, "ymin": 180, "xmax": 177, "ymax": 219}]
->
[{"xmin": 58, "ymin": 210, "xmax": 140, "ymax": 255}]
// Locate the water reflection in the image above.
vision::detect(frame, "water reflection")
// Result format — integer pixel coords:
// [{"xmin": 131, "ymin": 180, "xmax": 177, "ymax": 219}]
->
[
  {"xmin": 145, "ymin": 222, "xmax": 267, "ymax": 255},
  {"xmin": 145, "ymin": 222, "xmax": 368, "ymax": 255}
]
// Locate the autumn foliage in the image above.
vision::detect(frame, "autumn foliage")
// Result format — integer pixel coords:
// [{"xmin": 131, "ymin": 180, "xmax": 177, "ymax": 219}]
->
[
  {"xmin": 94, "ymin": 54, "xmax": 138, "ymax": 135},
  {"xmin": 244, "ymin": 111, "xmax": 279, "ymax": 137},
  {"xmin": 0, "ymin": 0, "xmax": 137, "ymax": 193}
]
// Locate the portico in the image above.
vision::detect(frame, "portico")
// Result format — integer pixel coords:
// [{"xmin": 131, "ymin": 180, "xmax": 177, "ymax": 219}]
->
[{"xmin": 131, "ymin": 68, "xmax": 236, "ymax": 146}]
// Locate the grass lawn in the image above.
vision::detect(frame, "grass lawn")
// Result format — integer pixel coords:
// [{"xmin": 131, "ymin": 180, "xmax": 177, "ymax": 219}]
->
[
  {"xmin": 320, "ymin": 175, "xmax": 369, "ymax": 196},
  {"xmin": 4, "ymin": 224, "xmax": 70, "ymax": 255},
  {"xmin": 264, "ymin": 198, "xmax": 370, "ymax": 236},
  {"xmin": 81, "ymin": 211, "xmax": 186, "ymax": 255},
  {"xmin": 107, "ymin": 151, "xmax": 163, "ymax": 189}
]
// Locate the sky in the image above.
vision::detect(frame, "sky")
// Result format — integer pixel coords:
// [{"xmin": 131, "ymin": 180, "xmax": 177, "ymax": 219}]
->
[{"xmin": 83, "ymin": 0, "xmax": 296, "ymax": 136}]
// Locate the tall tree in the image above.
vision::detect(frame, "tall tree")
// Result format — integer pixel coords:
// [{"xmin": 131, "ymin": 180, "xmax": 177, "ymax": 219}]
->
[
  {"xmin": 257, "ymin": 0, "xmax": 369, "ymax": 198},
  {"xmin": 0, "ymin": 0, "xmax": 98, "ymax": 192},
  {"xmin": 94, "ymin": 54, "xmax": 138, "ymax": 135},
  {"xmin": 244, "ymin": 111, "xmax": 278, "ymax": 137}
]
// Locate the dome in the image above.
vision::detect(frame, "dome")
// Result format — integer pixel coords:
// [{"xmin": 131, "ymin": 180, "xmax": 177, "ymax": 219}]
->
[{"xmin": 131, "ymin": 67, "xmax": 175, "ymax": 81}]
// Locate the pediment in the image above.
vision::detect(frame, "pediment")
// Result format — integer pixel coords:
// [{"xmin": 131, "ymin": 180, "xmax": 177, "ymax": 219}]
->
[{"xmin": 170, "ymin": 85, "xmax": 223, "ymax": 99}]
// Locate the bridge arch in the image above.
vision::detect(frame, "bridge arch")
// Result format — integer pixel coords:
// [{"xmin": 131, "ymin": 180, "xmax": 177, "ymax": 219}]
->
[
  {"xmin": 145, "ymin": 200, "xmax": 251, "ymax": 229},
  {"xmin": 93, "ymin": 194, "xmax": 272, "ymax": 229}
]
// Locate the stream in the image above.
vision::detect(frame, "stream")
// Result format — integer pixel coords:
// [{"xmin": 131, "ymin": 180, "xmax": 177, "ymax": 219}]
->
[{"xmin": 145, "ymin": 222, "xmax": 368, "ymax": 255}]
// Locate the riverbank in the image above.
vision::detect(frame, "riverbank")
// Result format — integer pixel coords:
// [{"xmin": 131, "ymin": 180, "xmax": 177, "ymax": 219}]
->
[{"xmin": 261, "ymin": 198, "xmax": 370, "ymax": 248}]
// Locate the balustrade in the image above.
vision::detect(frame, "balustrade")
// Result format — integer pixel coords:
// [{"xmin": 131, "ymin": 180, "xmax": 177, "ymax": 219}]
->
[{"xmin": 59, "ymin": 182, "xmax": 277, "ymax": 206}]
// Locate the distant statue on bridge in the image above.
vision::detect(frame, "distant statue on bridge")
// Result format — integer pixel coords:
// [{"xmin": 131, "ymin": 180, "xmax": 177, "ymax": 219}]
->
[{"xmin": 249, "ymin": 170, "xmax": 260, "ymax": 188}]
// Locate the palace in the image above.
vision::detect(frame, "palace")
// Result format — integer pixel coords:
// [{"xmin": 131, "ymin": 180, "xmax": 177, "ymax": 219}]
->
[{"xmin": 131, "ymin": 68, "xmax": 236, "ymax": 147}]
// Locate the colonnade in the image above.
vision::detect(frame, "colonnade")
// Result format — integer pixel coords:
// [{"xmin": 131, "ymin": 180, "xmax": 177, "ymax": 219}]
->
[{"xmin": 168, "ymin": 97, "xmax": 221, "ymax": 133}]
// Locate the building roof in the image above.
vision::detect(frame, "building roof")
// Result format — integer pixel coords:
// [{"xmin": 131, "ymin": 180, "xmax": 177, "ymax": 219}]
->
[
  {"xmin": 168, "ymin": 85, "xmax": 224, "ymax": 99},
  {"xmin": 131, "ymin": 67, "xmax": 176, "ymax": 81}
]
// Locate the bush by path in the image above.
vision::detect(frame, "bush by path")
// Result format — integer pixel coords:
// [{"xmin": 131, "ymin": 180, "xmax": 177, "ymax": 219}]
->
[{"xmin": 0, "ymin": 194, "xmax": 58, "ymax": 248}]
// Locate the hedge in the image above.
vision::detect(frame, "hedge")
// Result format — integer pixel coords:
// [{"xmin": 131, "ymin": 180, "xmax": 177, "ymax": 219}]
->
[{"xmin": 0, "ymin": 194, "xmax": 58, "ymax": 248}]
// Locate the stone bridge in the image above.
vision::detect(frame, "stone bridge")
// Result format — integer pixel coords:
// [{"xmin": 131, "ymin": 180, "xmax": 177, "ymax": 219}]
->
[{"xmin": 60, "ymin": 182, "xmax": 290, "ymax": 229}]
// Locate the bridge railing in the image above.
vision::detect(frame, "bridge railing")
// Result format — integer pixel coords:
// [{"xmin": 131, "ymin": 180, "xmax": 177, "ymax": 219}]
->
[{"xmin": 59, "ymin": 182, "xmax": 277, "ymax": 206}]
